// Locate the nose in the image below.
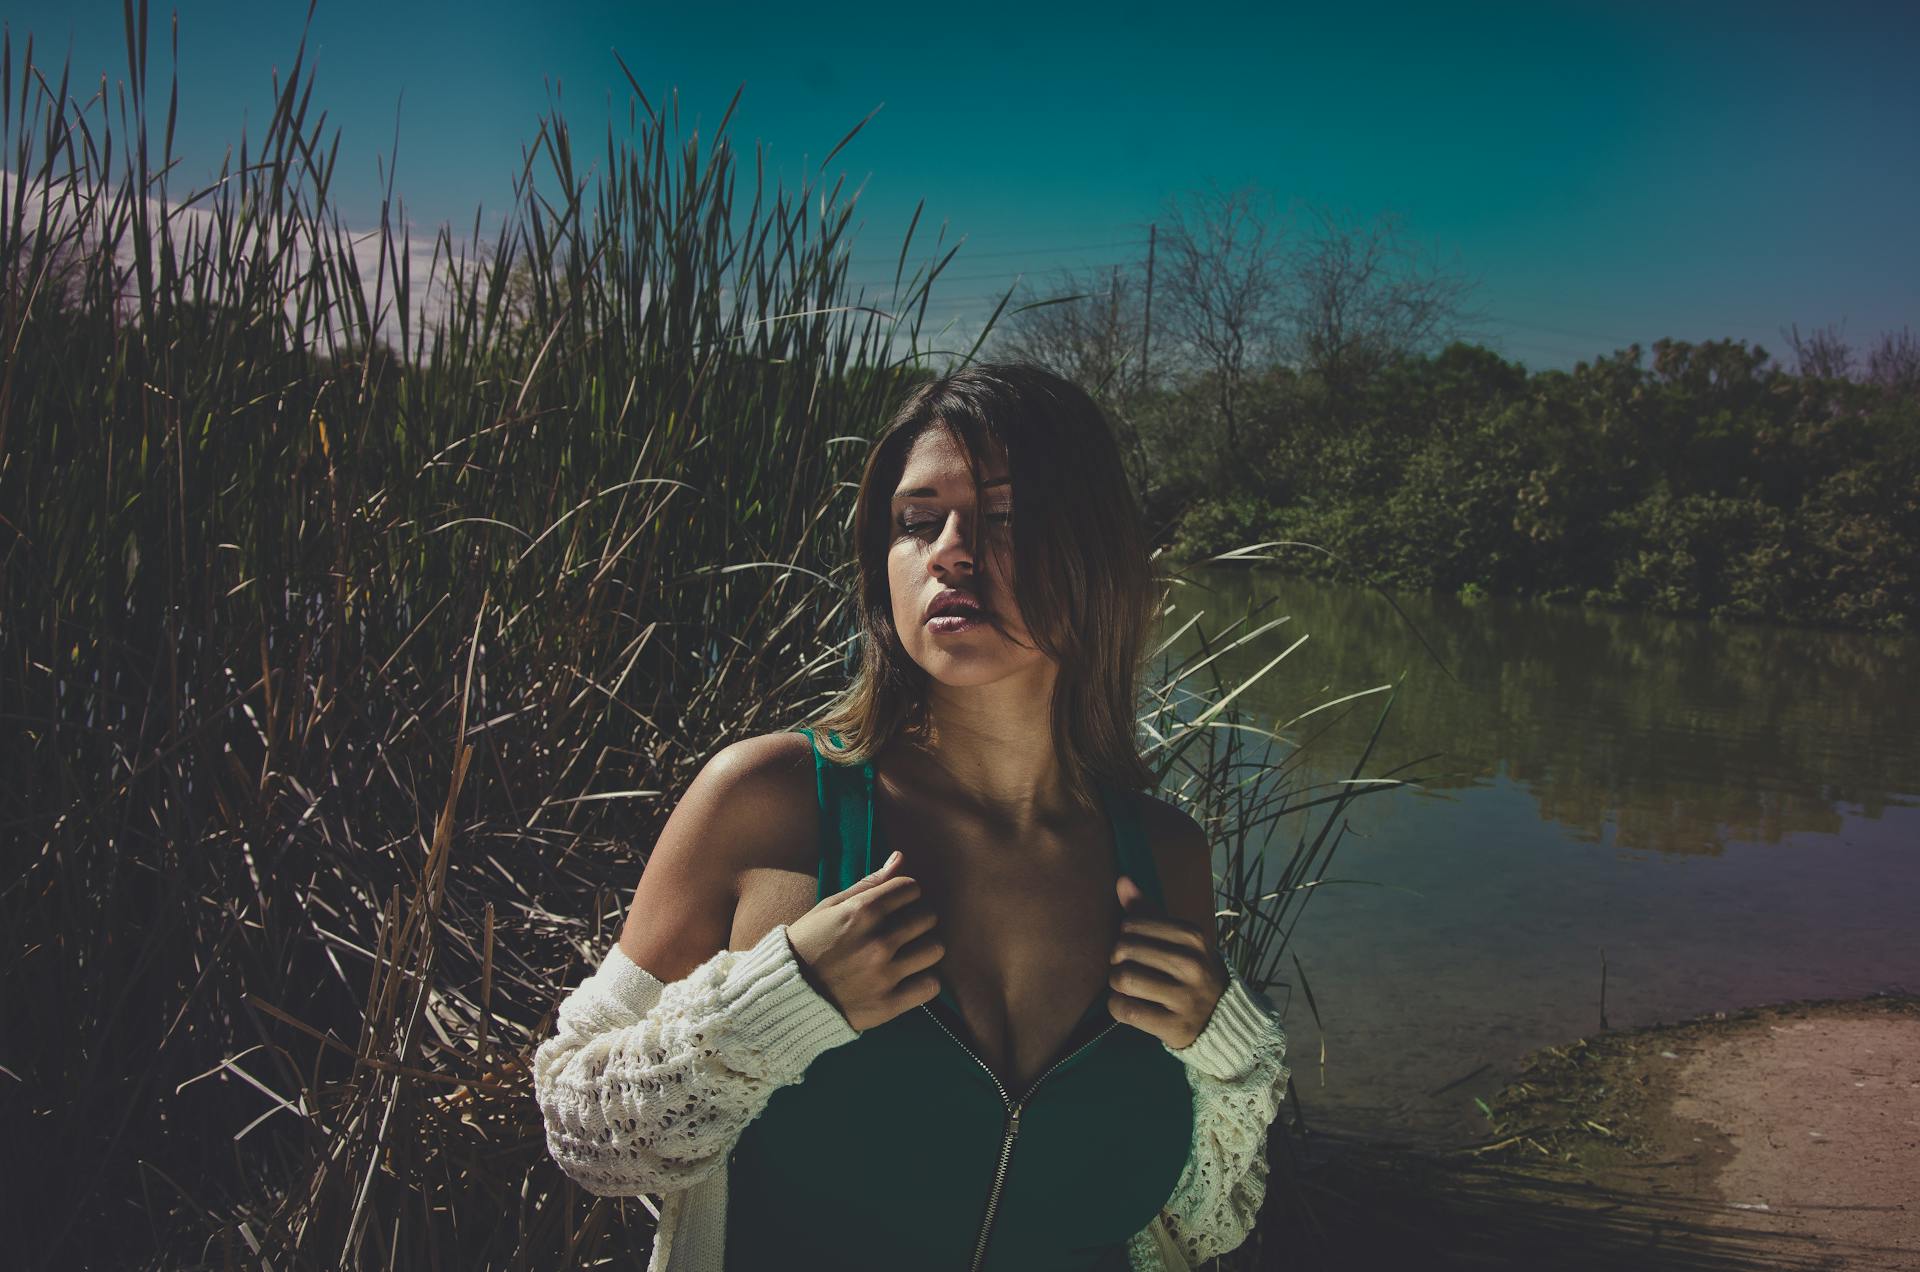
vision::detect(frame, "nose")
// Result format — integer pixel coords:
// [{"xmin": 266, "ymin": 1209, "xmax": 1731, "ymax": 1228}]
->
[{"xmin": 927, "ymin": 508, "xmax": 977, "ymax": 576}]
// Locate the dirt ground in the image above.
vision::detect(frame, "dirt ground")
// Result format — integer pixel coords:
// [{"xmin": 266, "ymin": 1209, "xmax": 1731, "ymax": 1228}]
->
[{"xmin": 1263, "ymin": 993, "xmax": 1918, "ymax": 1271}]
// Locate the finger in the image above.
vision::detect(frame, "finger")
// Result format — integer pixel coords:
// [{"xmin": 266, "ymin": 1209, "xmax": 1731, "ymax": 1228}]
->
[
  {"xmin": 855, "ymin": 875, "xmax": 926, "ymax": 921},
  {"xmin": 880, "ymin": 903, "xmax": 939, "ymax": 951},
  {"xmin": 890, "ymin": 968, "xmax": 942, "ymax": 1014},
  {"xmin": 1108, "ymin": 987, "xmax": 1176, "ymax": 1026},
  {"xmin": 1119, "ymin": 915, "xmax": 1206, "ymax": 950},
  {"xmin": 1113, "ymin": 941, "xmax": 1198, "ymax": 991},
  {"xmin": 840, "ymin": 849, "xmax": 903, "ymax": 896},
  {"xmin": 1109, "ymin": 957, "xmax": 1185, "ymax": 1008},
  {"xmin": 893, "ymin": 927, "xmax": 945, "ymax": 976},
  {"xmin": 1110, "ymin": 935, "xmax": 1209, "ymax": 983},
  {"xmin": 1115, "ymin": 874, "xmax": 1165, "ymax": 917}
]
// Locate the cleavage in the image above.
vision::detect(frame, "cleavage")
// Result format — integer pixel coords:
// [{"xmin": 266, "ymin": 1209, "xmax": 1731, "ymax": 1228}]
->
[{"xmin": 871, "ymin": 776, "xmax": 1121, "ymax": 1092}]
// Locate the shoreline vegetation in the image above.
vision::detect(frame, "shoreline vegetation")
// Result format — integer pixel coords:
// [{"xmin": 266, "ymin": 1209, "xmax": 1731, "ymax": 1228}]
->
[
  {"xmin": 1130, "ymin": 339, "xmax": 1918, "ymax": 638},
  {"xmin": 1148, "ymin": 335, "xmax": 1919, "ymax": 637},
  {"xmin": 5, "ymin": 7, "xmax": 1908, "ymax": 1270}
]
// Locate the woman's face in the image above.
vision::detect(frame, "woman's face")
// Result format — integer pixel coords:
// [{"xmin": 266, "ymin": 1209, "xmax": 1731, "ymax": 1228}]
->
[{"xmin": 886, "ymin": 425, "xmax": 1050, "ymax": 689}]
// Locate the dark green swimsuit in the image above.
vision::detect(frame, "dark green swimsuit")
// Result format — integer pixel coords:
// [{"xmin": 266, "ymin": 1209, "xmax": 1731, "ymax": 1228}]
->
[{"xmin": 724, "ymin": 727, "xmax": 1194, "ymax": 1271}]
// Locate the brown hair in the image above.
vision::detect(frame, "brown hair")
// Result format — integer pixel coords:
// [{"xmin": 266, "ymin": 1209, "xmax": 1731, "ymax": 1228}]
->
[{"xmin": 804, "ymin": 362, "xmax": 1162, "ymax": 811}]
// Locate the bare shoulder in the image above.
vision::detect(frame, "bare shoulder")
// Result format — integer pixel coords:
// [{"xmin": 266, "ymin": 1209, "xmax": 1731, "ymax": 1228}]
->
[
  {"xmin": 615, "ymin": 729, "xmax": 820, "ymax": 982},
  {"xmin": 1133, "ymin": 792, "xmax": 1218, "ymax": 949},
  {"xmin": 676, "ymin": 729, "xmax": 823, "ymax": 880},
  {"xmin": 699, "ymin": 730, "xmax": 819, "ymax": 839}
]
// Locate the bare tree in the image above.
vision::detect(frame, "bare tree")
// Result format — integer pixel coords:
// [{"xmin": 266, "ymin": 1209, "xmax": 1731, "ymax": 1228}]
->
[
  {"xmin": 989, "ymin": 185, "xmax": 1479, "ymax": 489},
  {"xmin": 987, "ymin": 264, "xmax": 1159, "ymax": 498},
  {"xmin": 1154, "ymin": 183, "xmax": 1291, "ymax": 458},
  {"xmin": 1781, "ymin": 320, "xmax": 1855, "ymax": 380},
  {"xmin": 989, "ymin": 263, "xmax": 1145, "ymax": 399},
  {"xmin": 1866, "ymin": 326, "xmax": 1919, "ymax": 396},
  {"xmin": 1286, "ymin": 205, "xmax": 1479, "ymax": 403}
]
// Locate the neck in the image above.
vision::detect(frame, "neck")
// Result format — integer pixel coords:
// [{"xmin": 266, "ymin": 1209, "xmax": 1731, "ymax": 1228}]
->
[{"xmin": 898, "ymin": 663, "xmax": 1081, "ymax": 829}]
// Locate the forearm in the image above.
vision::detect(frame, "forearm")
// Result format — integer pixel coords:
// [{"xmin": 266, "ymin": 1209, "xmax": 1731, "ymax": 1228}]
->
[{"xmin": 531, "ymin": 922, "xmax": 859, "ymax": 1197}]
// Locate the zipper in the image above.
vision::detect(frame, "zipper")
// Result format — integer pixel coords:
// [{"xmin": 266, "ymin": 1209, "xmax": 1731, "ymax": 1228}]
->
[{"xmin": 921, "ymin": 1003, "xmax": 1120, "ymax": 1272}]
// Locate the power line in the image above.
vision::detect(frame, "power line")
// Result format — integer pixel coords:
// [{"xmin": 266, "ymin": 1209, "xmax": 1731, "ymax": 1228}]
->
[
  {"xmin": 871, "ymin": 292, "xmax": 1787, "ymax": 363},
  {"xmin": 1491, "ymin": 337, "xmax": 1610, "ymax": 362},
  {"xmin": 834, "ymin": 239, "xmax": 1150, "ymax": 285},
  {"xmin": 852, "ymin": 236, "xmax": 1148, "ymax": 269},
  {"xmin": 1493, "ymin": 302, "xmax": 1799, "ymax": 340},
  {"xmin": 840, "ymin": 222, "xmax": 1152, "ymax": 255},
  {"xmin": 1484, "ymin": 317, "xmax": 1641, "ymax": 345},
  {"xmin": 903, "ymin": 293, "xmax": 1091, "ymax": 311},
  {"xmin": 849, "ymin": 259, "xmax": 1137, "ymax": 291},
  {"xmin": 1488, "ymin": 316, "xmax": 1812, "ymax": 354}
]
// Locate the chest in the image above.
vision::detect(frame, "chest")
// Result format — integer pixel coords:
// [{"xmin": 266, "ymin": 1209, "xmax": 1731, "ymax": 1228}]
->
[
  {"xmin": 730, "ymin": 800, "xmax": 1132, "ymax": 1094},
  {"xmin": 876, "ymin": 791, "xmax": 1127, "ymax": 1092}
]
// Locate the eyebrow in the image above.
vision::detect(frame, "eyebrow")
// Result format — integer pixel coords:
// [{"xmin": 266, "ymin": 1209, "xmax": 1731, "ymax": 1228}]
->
[{"xmin": 893, "ymin": 477, "xmax": 1011, "ymax": 498}]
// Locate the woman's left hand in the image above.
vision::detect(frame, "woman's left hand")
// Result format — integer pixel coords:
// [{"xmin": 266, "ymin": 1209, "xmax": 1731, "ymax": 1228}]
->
[{"xmin": 1107, "ymin": 874, "xmax": 1229, "ymax": 1050}]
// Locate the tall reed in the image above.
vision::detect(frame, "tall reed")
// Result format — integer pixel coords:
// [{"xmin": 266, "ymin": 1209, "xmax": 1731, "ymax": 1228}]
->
[{"xmin": 0, "ymin": 4, "xmax": 1412, "ymax": 1267}]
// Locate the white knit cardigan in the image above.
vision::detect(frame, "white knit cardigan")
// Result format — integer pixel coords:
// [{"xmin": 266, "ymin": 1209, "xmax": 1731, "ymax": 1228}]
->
[{"xmin": 533, "ymin": 922, "xmax": 1290, "ymax": 1271}]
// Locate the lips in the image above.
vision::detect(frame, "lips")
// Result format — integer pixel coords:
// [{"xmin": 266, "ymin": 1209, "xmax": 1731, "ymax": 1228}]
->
[{"xmin": 924, "ymin": 588, "xmax": 988, "ymax": 623}]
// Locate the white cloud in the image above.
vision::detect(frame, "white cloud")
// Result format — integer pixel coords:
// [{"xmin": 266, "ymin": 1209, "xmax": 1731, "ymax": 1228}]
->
[
  {"xmin": 4, "ymin": 166, "xmax": 486, "ymax": 360},
  {"xmin": 3, "ymin": 166, "xmax": 969, "ymax": 377}
]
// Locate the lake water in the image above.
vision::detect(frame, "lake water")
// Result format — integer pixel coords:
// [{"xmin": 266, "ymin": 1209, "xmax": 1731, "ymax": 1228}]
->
[{"xmin": 1156, "ymin": 566, "xmax": 1920, "ymax": 1148}]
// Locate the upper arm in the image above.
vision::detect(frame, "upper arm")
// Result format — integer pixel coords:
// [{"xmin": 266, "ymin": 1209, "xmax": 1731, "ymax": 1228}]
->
[
  {"xmin": 1139, "ymin": 795, "xmax": 1219, "ymax": 951},
  {"xmin": 615, "ymin": 731, "xmax": 817, "ymax": 984}
]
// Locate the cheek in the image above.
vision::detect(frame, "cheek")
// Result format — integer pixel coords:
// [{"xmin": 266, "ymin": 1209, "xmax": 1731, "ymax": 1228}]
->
[
  {"xmin": 988, "ymin": 548, "xmax": 1025, "ymax": 624},
  {"xmin": 887, "ymin": 548, "xmax": 918, "ymax": 621}
]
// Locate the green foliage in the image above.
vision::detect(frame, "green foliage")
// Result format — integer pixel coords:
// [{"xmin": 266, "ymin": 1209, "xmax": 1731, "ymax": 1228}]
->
[
  {"xmin": 1589, "ymin": 489, "xmax": 1793, "ymax": 617},
  {"xmin": 1156, "ymin": 336, "xmax": 1919, "ymax": 634},
  {"xmin": 1164, "ymin": 491, "xmax": 1282, "ymax": 562}
]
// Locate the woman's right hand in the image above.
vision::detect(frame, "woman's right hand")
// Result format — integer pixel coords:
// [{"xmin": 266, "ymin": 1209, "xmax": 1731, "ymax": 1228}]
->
[{"xmin": 786, "ymin": 850, "xmax": 944, "ymax": 1032}]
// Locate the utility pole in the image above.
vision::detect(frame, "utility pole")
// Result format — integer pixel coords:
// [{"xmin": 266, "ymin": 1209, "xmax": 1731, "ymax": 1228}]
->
[{"xmin": 1142, "ymin": 222, "xmax": 1156, "ymax": 389}]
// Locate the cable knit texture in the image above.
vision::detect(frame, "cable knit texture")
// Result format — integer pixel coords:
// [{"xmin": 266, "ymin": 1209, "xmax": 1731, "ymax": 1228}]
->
[
  {"xmin": 533, "ymin": 930, "xmax": 1289, "ymax": 1272},
  {"xmin": 1132, "ymin": 964, "xmax": 1291, "ymax": 1268},
  {"xmin": 534, "ymin": 923, "xmax": 859, "ymax": 1200}
]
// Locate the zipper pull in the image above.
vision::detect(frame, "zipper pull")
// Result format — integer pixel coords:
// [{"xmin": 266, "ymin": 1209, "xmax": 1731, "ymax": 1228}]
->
[{"xmin": 1007, "ymin": 1105, "xmax": 1023, "ymax": 1141}]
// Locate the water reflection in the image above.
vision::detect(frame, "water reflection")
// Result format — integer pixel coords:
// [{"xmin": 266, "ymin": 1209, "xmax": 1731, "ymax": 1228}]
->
[
  {"xmin": 1157, "ymin": 567, "xmax": 1920, "ymax": 1145},
  {"xmin": 1164, "ymin": 568, "xmax": 1920, "ymax": 854}
]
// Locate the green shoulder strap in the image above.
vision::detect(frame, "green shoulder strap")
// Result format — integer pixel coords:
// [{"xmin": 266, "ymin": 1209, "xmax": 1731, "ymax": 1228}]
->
[{"xmin": 790, "ymin": 725, "xmax": 873, "ymax": 899}]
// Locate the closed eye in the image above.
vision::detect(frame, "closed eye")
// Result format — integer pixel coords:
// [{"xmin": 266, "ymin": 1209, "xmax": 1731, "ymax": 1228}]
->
[{"xmin": 899, "ymin": 512, "xmax": 1013, "ymax": 534}]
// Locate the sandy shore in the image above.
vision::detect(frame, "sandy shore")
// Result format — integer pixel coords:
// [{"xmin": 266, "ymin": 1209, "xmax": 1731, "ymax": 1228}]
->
[{"xmin": 1270, "ymin": 993, "xmax": 1918, "ymax": 1270}]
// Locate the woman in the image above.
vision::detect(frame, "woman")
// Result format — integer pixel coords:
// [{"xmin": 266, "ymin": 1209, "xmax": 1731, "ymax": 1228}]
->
[{"xmin": 534, "ymin": 363, "xmax": 1290, "ymax": 1271}]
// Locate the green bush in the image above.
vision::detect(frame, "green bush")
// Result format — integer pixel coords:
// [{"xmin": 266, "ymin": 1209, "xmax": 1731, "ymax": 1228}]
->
[{"xmin": 1157, "ymin": 338, "xmax": 1918, "ymax": 633}]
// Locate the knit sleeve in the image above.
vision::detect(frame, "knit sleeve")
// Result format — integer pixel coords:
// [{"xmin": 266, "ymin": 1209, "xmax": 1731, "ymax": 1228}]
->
[
  {"xmin": 531, "ymin": 922, "xmax": 861, "ymax": 1198},
  {"xmin": 1132, "ymin": 965, "xmax": 1291, "ymax": 1267}
]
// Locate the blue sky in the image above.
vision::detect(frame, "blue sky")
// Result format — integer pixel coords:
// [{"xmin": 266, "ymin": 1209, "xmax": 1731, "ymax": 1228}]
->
[{"xmin": 8, "ymin": 0, "xmax": 1915, "ymax": 369}]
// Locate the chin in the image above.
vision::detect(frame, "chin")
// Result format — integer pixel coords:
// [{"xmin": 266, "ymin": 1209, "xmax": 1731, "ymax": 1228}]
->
[
  {"xmin": 905, "ymin": 638, "xmax": 1047, "ymax": 689},
  {"xmin": 919, "ymin": 659, "xmax": 1019, "ymax": 689}
]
